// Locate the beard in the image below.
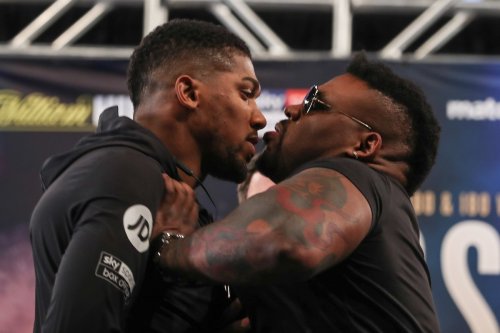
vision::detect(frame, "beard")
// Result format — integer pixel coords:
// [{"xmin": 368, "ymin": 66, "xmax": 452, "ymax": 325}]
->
[
  {"xmin": 202, "ymin": 143, "xmax": 248, "ymax": 183},
  {"xmin": 255, "ymin": 146, "xmax": 288, "ymax": 184}
]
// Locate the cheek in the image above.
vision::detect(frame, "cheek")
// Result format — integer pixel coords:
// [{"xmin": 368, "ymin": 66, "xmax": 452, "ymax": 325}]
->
[
  {"xmin": 281, "ymin": 123, "xmax": 324, "ymax": 162},
  {"xmin": 282, "ymin": 123, "xmax": 316, "ymax": 151},
  {"xmin": 279, "ymin": 128, "xmax": 306, "ymax": 167},
  {"xmin": 227, "ymin": 108, "xmax": 253, "ymax": 134},
  {"xmin": 207, "ymin": 103, "xmax": 236, "ymax": 129},
  {"xmin": 207, "ymin": 95, "xmax": 252, "ymax": 141},
  {"xmin": 215, "ymin": 116, "xmax": 248, "ymax": 148}
]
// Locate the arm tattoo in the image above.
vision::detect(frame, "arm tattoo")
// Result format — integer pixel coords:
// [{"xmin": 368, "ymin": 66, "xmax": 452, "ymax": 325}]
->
[{"xmin": 164, "ymin": 168, "xmax": 366, "ymax": 283}]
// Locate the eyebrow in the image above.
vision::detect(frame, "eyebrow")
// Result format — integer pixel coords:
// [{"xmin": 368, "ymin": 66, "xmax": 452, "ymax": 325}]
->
[{"xmin": 243, "ymin": 77, "xmax": 261, "ymax": 96}]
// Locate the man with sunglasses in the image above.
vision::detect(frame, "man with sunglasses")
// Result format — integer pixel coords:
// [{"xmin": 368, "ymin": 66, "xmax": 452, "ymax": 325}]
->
[{"xmin": 154, "ymin": 52, "xmax": 441, "ymax": 332}]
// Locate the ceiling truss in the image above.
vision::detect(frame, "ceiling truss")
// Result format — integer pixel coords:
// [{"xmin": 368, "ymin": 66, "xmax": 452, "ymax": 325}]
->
[{"xmin": 0, "ymin": 0, "xmax": 499, "ymax": 60}]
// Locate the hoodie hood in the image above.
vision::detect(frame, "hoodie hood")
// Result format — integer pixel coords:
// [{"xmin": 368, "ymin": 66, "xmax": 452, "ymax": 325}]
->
[{"xmin": 40, "ymin": 106, "xmax": 178, "ymax": 190}]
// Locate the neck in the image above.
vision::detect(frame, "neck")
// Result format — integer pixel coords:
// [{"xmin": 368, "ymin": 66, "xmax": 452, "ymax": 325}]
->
[
  {"xmin": 136, "ymin": 113, "xmax": 203, "ymax": 189},
  {"xmin": 174, "ymin": 158, "xmax": 204, "ymax": 188},
  {"xmin": 368, "ymin": 159, "xmax": 408, "ymax": 190}
]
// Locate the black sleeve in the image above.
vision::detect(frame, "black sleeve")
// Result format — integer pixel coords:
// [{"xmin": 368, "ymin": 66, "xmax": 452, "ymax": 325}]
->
[{"xmin": 41, "ymin": 147, "xmax": 165, "ymax": 332}]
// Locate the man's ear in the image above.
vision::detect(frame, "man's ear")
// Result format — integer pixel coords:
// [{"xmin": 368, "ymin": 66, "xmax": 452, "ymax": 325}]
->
[
  {"xmin": 355, "ymin": 132, "xmax": 382, "ymax": 160},
  {"xmin": 175, "ymin": 75, "xmax": 199, "ymax": 110}
]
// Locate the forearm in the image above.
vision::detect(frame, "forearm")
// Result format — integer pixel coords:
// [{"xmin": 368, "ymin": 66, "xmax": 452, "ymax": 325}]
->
[
  {"xmin": 156, "ymin": 181, "xmax": 337, "ymax": 284},
  {"xmin": 156, "ymin": 168, "xmax": 371, "ymax": 285},
  {"xmin": 157, "ymin": 215, "xmax": 311, "ymax": 284}
]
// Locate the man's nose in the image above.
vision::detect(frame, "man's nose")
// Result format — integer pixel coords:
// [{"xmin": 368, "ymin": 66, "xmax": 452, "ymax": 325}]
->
[
  {"xmin": 251, "ymin": 106, "xmax": 267, "ymax": 130},
  {"xmin": 283, "ymin": 104, "xmax": 302, "ymax": 121}
]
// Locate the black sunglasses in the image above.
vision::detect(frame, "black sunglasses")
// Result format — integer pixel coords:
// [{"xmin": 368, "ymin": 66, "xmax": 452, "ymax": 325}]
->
[{"xmin": 302, "ymin": 85, "xmax": 373, "ymax": 131}]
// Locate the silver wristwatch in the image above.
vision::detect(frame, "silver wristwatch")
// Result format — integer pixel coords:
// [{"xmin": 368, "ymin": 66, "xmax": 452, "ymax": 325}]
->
[{"xmin": 151, "ymin": 231, "xmax": 184, "ymax": 266}]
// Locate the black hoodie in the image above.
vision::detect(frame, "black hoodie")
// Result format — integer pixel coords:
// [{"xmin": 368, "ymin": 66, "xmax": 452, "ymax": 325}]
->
[{"xmin": 30, "ymin": 107, "xmax": 229, "ymax": 333}]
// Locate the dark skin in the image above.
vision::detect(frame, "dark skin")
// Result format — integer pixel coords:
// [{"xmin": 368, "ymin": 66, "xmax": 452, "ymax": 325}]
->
[
  {"xmin": 145, "ymin": 53, "xmax": 266, "ymax": 241},
  {"xmin": 157, "ymin": 73, "xmax": 411, "ymax": 285},
  {"xmin": 163, "ymin": 167, "xmax": 371, "ymax": 284},
  {"xmin": 136, "ymin": 53, "xmax": 266, "ymax": 187},
  {"xmin": 151, "ymin": 174, "xmax": 198, "ymax": 239},
  {"xmin": 137, "ymin": 53, "xmax": 265, "ymax": 332}
]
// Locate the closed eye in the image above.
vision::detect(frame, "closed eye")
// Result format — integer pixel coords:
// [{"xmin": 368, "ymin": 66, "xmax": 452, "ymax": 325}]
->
[
  {"xmin": 241, "ymin": 89, "xmax": 254, "ymax": 101},
  {"xmin": 242, "ymin": 77, "xmax": 261, "ymax": 100}
]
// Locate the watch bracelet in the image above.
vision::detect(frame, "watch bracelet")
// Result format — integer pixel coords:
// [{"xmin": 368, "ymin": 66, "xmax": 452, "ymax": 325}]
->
[{"xmin": 151, "ymin": 231, "xmax": 184, "ymax": 266}]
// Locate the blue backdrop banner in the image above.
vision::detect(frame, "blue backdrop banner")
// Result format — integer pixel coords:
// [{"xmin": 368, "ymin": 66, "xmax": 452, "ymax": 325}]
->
[{"xmin": 0, "ymin": 57, "xmax": 498, "ymax": 333}]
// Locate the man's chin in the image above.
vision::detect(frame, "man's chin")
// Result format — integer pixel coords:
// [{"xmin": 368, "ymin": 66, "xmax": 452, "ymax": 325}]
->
[
  {"xmin": 255, "ymin": 152, "xmax": 282, "ymax": 183},
  {"xmin": 210, "ymin": 162, "xmax": 248, "ymax": 184},
  {"xmin": 213, "ymin": 171, "xmax": 247, "ymax": 184}
]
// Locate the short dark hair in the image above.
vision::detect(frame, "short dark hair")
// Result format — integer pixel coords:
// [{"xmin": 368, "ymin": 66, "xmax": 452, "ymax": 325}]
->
[
  {"xmin": 347, "ymin": 52, "xmax": 441, "ymax": 195},
  {"xmin": 127, "ymin": 19, "xmax": 251, "ymax": 108}
]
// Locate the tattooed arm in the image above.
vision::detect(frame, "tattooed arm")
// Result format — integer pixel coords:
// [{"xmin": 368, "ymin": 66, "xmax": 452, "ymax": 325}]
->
[{"xmin": 158, "ymin": 167, "xmax": 372, "ymax": 284}]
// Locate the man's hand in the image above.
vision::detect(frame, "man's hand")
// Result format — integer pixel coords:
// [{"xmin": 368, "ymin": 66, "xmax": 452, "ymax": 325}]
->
[
  {"xmin": 216, "ymin": 298, "xmax": 250, "ymax": 333},
  {"xmin": 151, "ymin": 174, "xmax": 199, "ymax": 239}
]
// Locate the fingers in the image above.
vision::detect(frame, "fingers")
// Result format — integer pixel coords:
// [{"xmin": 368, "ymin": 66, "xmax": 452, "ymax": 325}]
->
[
  {"xmin": 178, "ymin": 180, "xmax": 199, "ymax": 235},
  {"xmin": 216, "ymin": 317, "xmax": 250, "ymax": 333},
  {"xmin": 163, "ymin": 174, "xmax": 189, "ymax": 208},
  {"xmin": 163, "ymin": 172, "xmax": 175, "ymax": 197},
  {"xmin": 171, "ymin": 178, "xmax": 199, "ymax": 232},
  {"xmin": 151, "ymin": 173, "xmax": 199, "ymax": 240},
  {"xmin": 174, "ymin": 178, "xmax": 195, "ymax": 216}
]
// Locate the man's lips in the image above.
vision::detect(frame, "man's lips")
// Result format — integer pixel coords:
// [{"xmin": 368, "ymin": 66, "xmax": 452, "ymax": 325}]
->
[
  {"xmin": 263, "ymin": 131, "xmax": 278, "ymax": 143},
  {"xmin": 247, "ymin": 135, "xmax": 259, "ymax": 146},
  {"xmin": 245, "ymin": 134, "xmax": 259, "ymax": 159},
  {"xmin": 263, "ymin": 123, "xmax": 283, "ymax": 143}
]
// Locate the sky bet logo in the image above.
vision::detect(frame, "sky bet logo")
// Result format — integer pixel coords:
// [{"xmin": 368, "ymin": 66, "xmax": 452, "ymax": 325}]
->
[
  {"xmin": 123, "ymin": 204, "xmax": 153, "ymax": 253},
  {"xmin": 95, "ymin": 252, "xmax": 135, "ymax": 299},
  {"xmin": 103, "ymin": 254, "xmax": 120, "ymax": 270}
]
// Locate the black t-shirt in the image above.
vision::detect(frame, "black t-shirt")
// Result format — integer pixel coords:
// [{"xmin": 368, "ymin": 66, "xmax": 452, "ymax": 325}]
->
[{"xmin": 237, "ymin": 158, "xmax": 441, "ymax": 333}]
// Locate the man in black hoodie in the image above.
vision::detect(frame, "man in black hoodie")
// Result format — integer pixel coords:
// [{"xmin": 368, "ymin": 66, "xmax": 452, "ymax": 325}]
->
[{"xmin": 30, "ymin": 19, "xmax": 266, "ymax": 333}]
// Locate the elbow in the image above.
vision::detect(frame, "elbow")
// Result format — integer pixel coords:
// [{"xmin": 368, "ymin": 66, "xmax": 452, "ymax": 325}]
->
[
  {"xmin": 265, "ymin": 240, "xmax": 323, "ymax": 281},
  {"xmin": 291, "ymin": 246, "xmax": 325, "ymax": 276}
]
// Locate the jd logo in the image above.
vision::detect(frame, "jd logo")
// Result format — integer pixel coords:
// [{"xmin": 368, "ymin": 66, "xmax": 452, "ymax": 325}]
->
[
  {"xmin": 123, "ymin": 205, "xmax": 152, "ymax": 252},
  {"xmin": 128, "ymin": 215, "xmax": 150, "ymax": 242}
]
